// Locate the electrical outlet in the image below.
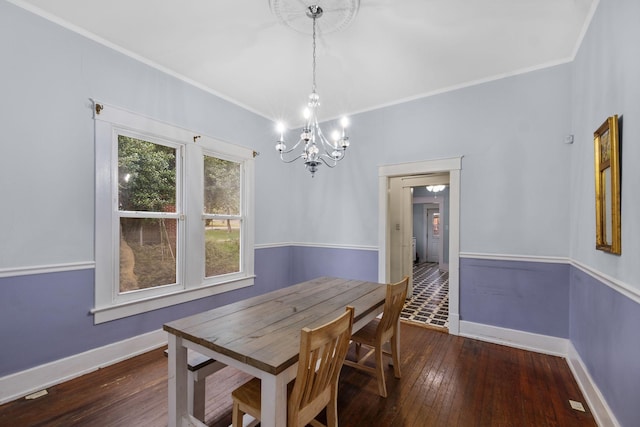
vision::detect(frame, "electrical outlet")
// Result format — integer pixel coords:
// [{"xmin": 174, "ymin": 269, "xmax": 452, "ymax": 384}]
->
[{"xmin": 569, "ymin": 400, "xmax": 585, "ymax": 412}]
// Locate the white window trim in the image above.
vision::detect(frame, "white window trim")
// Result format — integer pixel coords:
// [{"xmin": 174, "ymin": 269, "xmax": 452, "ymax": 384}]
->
[{"xmin": 92, "ymin": 101, "xmax": 255, "ymax": 324}]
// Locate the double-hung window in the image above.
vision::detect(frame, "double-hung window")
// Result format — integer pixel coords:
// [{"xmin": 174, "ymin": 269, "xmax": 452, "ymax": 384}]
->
[{"xmin": 93, "ymin": 102, "xmax": 255, "ymax": 323}]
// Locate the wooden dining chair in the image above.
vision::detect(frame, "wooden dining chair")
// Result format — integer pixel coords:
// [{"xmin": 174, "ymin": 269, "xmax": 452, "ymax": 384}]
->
[
  {"xmin": 343, "ymin": 276, "xmax": 409, "ymax": 397},
  {"xmin": 231, "ymin": 306, "xmax": 355, "ymax": 427}
]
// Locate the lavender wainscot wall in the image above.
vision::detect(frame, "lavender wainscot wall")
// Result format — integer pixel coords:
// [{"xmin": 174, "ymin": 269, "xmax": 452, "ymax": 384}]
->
[
  {"xmin": 569, "ymin": 266, "xmax": 640, "ymax": 427},
  {"xmin": 290, "ymin": 246, "xmax": 378, "ymax": 285},
  {"xmin": 460, "ymin": 258, "xmax": 570, "ymax": 338},
  {"xmin": 0, "ymin": 246, "xmax": 293, "ymax": 377}
]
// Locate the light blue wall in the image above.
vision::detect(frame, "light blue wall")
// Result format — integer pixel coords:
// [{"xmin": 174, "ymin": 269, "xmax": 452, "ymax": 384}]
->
[
  {"xmin": 567, "ymin": 0, "xmax": 640, "ymax": 425},
  {"xmin": 289, "ymin": 64, "xmax": 573, "ymax": 257},
  {"xmin": 3, "ymin": 0, "xmax": 574, "ymax": 262},
  {"xmin": 569, "ymin": 0, "xmax": 640, "ymax": 293},
  {"xmin": 0, "ymin": 0, "xmax": 290, "ymax": 269}
]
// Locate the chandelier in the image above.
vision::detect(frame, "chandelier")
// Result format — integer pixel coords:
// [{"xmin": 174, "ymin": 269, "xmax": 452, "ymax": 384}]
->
[{"xmin": 274, "ymin": 5, "xmax": 351, "ymax": 177}]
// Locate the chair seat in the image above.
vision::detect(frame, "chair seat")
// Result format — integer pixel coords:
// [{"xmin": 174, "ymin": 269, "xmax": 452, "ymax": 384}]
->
[
  {"xmin": 231, "ymin": 377, "xmax": 262, "ymax": 413},
  {"xmin": 350, "ymin": 318, "xmax": 379, "ymax": 346},
  {"xmin": 231, "ymin": 378, "xmax": 299, "ymax": 419}
]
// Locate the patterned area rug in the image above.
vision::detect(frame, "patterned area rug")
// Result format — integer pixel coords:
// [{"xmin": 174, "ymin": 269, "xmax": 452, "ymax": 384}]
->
[{"xmin": 400, "ymin": 262, "xmax": 449, "ymax": 330}]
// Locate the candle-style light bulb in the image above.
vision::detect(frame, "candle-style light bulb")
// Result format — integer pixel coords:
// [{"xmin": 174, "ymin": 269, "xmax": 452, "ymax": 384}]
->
[
  {"xmin": 340, "ymin": 117, "xmax": 349, "ymax": 143},
  {"xmin": 275, "ymin": 122, "xmax": 287, "ymax": 152},
  {"xmin": 276, "ymin": 122, "xmax": 286, "ymax": 141}
]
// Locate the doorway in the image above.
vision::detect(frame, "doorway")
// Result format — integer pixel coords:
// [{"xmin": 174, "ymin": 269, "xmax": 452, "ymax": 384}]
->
[
  {"xmin": 378, "ymin": 157, "xmax": 461, "ymax": 335},
  {"xmin": 387, "ymin": 175, "xmax": 448, "ymax": 295}
]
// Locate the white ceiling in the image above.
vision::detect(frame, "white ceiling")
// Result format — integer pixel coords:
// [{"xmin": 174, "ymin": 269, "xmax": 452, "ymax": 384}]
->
[{"xmin": 13, "ymin": 0, "xmax": 595, "ymax": 126}]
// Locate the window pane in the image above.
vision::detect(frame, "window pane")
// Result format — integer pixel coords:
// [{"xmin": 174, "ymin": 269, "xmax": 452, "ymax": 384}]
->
[
  {"xmin": 432, "ymin": 213, "xmax": 440, "ymax": 236},
  {"xmin": 120, "ymin": 217, "xmax": 177, "ymax": 292},
  {"xmin": 204, "ymin": 155, "xmax": 240, "ymax": 215},
  {"xmin": 118, "ymin": 135, "xmax": 177, "ymax": 212},
  {"xmin": 205, "ymin": 219, "xmax": 240, "ymax": 277}
]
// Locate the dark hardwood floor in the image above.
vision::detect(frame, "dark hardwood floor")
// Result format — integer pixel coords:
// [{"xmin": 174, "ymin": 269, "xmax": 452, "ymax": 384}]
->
[{"xmin": 0, "ymin": 323, "xmax": 596, "ymax": 426}]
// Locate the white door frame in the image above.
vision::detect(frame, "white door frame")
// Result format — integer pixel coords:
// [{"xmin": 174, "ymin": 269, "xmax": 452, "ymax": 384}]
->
[{"xmin": 378, "ymin": 157, "xmax": 462, "ymax": 335}]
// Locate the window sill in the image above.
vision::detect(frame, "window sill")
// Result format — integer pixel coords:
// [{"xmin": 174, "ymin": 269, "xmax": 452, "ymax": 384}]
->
[{"xmin": 91, "ymin": 276, "xmax": 255, "ymax": 324}]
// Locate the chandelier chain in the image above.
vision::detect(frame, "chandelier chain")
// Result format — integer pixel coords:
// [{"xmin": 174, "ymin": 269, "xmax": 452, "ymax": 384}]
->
[{"xmin": 312, "ymin": 14, "xmax": 317, "ymax": 94}]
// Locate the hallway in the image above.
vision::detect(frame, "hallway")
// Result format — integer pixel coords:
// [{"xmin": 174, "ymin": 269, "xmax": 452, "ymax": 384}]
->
[{"xmin": 400, "ymin": 262, "xmax": 449, "ymax": 330}]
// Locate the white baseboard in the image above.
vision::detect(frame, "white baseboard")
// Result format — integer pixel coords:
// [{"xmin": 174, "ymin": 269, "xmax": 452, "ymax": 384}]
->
[
  {"xmin": 459, "ymin": 320, "xmax": 569, "ymax": 356},
  {"xmin": 567, "ymin": 343, "xmax": 620, "ymax": 427},
  {"xmin": 459, "ymin": 321, "xmax": 617, "ymax": 427},
  {"xmin": 0, "ymin": 329, "xmax": 167, "ymax": 405}
]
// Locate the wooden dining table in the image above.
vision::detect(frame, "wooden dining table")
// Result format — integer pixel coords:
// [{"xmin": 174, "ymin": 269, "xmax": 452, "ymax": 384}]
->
[{"xmin": 163, "ymin": 276, "xmax": 389, "ymax": 427}]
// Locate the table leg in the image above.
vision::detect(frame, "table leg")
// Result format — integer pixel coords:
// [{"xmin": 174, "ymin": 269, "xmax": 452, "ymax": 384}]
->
[
  {"xmin": 168, "ymin": 334, "xmax": 189, "ymax": 427},
  {"xmin": 260, "ymin": 372, "xmax": 288, "ymax": 427}
]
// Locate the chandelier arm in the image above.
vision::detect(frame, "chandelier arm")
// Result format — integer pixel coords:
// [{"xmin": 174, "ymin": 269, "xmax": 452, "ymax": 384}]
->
[
  {"xmin": 314, "ymin": 123, "xmax": 339, "ymax": 151},
  {"xmin": 320, "ymin": 149, "xmax": 347, "ymax": 162},
  {"xmin": 280, "ymin": 153, "xmax": 305, "ymax": 163},
  {"xmin": 278, "ymin": 137, "xmax": 305, "ymax": 155},
  {"xmin": 316, "ymin": 132, "xmax": 346, "ymax": 162},
  {"xmin": 318, "ymin": 156, "xmax": 339, "ymax": 167},
  {"xmin": 313, "ymin": 119, "xmax": 345, "ymax": 160},
  {"xmin": 318, "ymin": 138, "xmax": 341, "ymax": 159},
  {"xmin": 325, "ymin": 150, "xmax": 347, "ymax": 162}
]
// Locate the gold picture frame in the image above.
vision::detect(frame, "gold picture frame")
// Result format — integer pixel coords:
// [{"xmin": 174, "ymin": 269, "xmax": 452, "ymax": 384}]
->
[{"xmin": 594, "ymin": 115, "xmax": 621, "ymax": 254}]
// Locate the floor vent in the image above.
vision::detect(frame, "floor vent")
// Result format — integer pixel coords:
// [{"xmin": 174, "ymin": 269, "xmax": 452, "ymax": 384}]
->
[
  {"xmin": 569, "ymin": 400, "xmax": 586, "ymax": 412},
  {"xmin": 25, "ymin": 390, "xmax": 48, "ymax": 400}
]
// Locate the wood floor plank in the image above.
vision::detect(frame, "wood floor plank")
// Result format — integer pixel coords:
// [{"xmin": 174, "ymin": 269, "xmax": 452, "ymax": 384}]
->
[{"xmin": 0, "ymin": 324, "xmax": 597, "ymax": 427}]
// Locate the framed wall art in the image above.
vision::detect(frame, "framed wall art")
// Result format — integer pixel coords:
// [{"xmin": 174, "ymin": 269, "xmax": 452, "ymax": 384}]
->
[{"xmin": 593, "ymin": 115, "xmax": 621, "ymax": 254}]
